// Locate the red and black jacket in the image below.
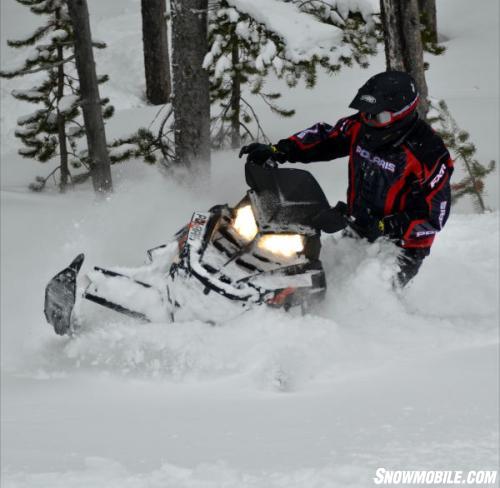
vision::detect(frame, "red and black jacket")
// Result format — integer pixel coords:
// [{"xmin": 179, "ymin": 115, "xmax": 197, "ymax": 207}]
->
[{"xmin": 275, "ymin": 114, "xmax": 454, "ymax": 249}]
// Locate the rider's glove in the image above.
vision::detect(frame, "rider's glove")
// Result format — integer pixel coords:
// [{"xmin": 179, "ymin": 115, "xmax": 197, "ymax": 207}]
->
[
  {"xmin": 311, "ymin": 201, "xmax": 348, "ymax": 233},
  {"xmin": 359, "ymin": 213, "xmax": 409, "ymax": 242},
  {"xmin": 238, "ymin": 143, "xmax": 286, "ymax": 165},
  {"xmin": 378, "ymin": 213, "xmax": 411, "ymax": 239}
]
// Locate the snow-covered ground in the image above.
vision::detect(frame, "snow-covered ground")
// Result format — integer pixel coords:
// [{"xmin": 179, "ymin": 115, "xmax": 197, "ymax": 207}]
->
[{"xmin": 1, "ymin": 0, "xmax": 498, "ymax": 486}]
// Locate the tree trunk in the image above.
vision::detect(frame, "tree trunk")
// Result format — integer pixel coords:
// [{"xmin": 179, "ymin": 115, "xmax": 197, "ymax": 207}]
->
[
  {"xmin": 67, "ymin": 0, "xmax": 112, "ymax": 193},
  {"xmin": 418, "ymin": 0, "xmax": 437, "ymax": 44},
  {"xmin": 55, "ymin": 7, "xmax": 69, "ymax": 192},
  {"xmin": 141, "ymin": 0, "xmax": 171, "ymax": 105},
  {"xmin": 379, "ymin": 0, "xmax": 405, "ymax": 71},
  {"xmin": 400, "ymin": 0, "xmax": 429, "ymax": 116},
  {"xmin": 230, "ymin": 33, "xmax": 241, "ymax": 149},
  {"xmin": 56, "ymin": 59, "xmax": 69, "ymax": 192},
  {"xmin": 171, "ymin": 0, "xmax": 211, "ymax": 176},
  {"xmin": 380, "ymin": 0, "xmax": 429, "ymax": 117}
]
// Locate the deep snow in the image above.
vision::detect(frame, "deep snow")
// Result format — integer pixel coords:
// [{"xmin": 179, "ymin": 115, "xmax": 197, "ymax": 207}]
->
[{"xmin": 1, "ymin": 0, "xmax": 499, "ymax": 486}]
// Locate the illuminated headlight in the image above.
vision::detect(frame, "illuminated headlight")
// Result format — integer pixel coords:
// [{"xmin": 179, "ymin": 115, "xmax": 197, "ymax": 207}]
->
[
  {"xmin": 233, "ymin": 205, "xmax": 258, "ymax": 241},
  {"xmin": 233, "ymin": 205, "xmax": 304, "ymax": 257},
  {"xmin": 258, "ymin": 234, "xmax": 304, "ymax": 258}
]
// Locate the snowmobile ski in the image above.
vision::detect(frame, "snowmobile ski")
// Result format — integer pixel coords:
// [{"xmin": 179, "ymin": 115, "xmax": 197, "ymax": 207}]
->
[{"xmin": 44, "ymin": 253, "xmax": 84, "ymax": 336}]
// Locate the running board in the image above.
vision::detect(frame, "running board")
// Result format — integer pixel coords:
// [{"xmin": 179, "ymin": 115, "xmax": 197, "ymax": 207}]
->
[
  {"xmin": 93, "ymin": 267, "xmax": 153, "ymax": 288},
  {"xmin": 83, "ymin": 292, "xmax": 149, "ymax": 322},
  {"xmin": 84, "ymin": 266, "xmax": 165, "ymax": 323}
]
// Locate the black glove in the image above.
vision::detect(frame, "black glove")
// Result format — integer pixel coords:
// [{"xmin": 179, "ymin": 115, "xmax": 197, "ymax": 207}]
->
[
  {"xmin": 351, "ymin": 212, "xmax": 409, "ymax": 242},
  {"xmin": 239, "ymin": 143, "xmax": 284, "ymax": 165},
  {"xmin": 311, "ymin": 201, "xmax": 348, "ymax": 233},
  {"xmin": 380, "ymin": 212, "xmax": 410, "ymax": 239}
]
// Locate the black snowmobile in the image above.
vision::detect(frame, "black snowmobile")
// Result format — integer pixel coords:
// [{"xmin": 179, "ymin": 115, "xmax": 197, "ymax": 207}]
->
[{"xmin": 44, "ymin": 162, "xmax": 340, "ymax": 336}]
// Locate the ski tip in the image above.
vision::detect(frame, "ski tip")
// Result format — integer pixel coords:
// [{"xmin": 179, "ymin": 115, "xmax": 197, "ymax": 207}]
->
[
  {"xmin": 69, "ymin": 253, "xmax": 85, "ymax": 272},
  {"xmin": 44, "ymin": 254, "xmax": 85, "ymax": 336}
]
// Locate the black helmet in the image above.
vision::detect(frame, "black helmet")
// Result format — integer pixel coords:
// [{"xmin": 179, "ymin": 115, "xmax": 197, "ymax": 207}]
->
[{"xmin": 350, "ymin": 71, "xmax": 419, "ymax": 127}]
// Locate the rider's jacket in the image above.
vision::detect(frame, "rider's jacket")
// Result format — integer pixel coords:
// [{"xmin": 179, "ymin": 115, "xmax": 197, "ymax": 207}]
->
[{"xmin": 275, "ymin": 114, "xmax": 454, "ymax": 249}]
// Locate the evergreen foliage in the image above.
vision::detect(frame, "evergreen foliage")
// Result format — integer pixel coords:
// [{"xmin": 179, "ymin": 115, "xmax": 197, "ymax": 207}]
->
[
  {"xmin": 289, "ymin": 0, "xmax": 381, "ymax": 66},
  {"xmin": 419, "ymin": 10, "xmax": 445, "ymax": 56},
  {"xmin": 428, "ymin": 100, "xmax": 496, "ymax": 212},
  {"xmin": 108, "ymin": 105, "xmax": 176, "ymax": 168},
  {"xmin": 0, "ymin": 0, "xmax": 124, "ymax": 192},
  {"xmin": 204, "ymin": 0, "xmax": 379, "ymax": 148}
]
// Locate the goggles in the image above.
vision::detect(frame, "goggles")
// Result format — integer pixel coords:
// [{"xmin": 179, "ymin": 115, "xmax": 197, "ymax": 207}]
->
[
  {"xmin": 361, "ymin": 111, "xmax": 394, "ymax": 127},
  {"xmin": 360, "ymin": 95, "xmax": 420, "ymax": 128}
]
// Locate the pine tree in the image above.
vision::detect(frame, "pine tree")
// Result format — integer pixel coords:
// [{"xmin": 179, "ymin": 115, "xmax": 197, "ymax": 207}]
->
[
  {"xmin": 428, "ymin": 100, "xmax": 496, "ymax": 212},
  {"xmin": 205, "ymin": 0, "xmax": 379, "ymax": 149},
  {"xmin": 118, "ymin": 0, "xmax": 380, "ymax": 166},
  {"xmin": 0, "ymin": 0, "xmax": 115, "ymax": 192}
]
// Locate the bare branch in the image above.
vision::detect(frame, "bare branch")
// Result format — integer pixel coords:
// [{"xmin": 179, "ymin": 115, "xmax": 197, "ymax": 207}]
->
[{"xmin": 240, "ymin": 96, "xmax": 270, "ymax": 142}]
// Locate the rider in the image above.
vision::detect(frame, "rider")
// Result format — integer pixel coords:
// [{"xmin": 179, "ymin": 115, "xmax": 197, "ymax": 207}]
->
[{"xmin": 239, "ymin": 71, "xmax": 454, "ymax": 287}]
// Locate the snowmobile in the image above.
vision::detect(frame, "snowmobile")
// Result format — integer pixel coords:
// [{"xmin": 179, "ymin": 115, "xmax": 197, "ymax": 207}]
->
[{"xmin": 44, "ymin": 161, "xmax": 336, "ymax": 336}]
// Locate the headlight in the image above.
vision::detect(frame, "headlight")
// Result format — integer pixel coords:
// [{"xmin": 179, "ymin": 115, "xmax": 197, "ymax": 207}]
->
[
  {"xmin": 233, "ymin": 205, "xmax": 258, "ymax": 241},
  {"xmin": 233, "ymin": 205, "xmax": 304, "ymax": 257},
  {"xmin": 257, "ymin": 234, "xmax": 304, "ymax": 258}
]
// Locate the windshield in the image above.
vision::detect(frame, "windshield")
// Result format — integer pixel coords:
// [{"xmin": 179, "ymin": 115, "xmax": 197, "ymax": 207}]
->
[{"xmin": 245, "ymin": 162, "xmax": 330, "ymax": 227}]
